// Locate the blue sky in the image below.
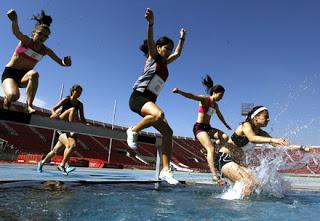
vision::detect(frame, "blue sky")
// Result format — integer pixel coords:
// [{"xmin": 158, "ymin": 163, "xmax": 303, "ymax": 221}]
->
[{"xmin": 1, "ymin": 0, "xmax": 319, "ymax": 145}]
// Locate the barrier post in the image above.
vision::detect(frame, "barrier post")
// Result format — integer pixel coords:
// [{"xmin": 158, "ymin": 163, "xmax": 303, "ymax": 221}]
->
[{"xmin": 154, "ymin": 137, "xmax": 162, "ymax": 190}]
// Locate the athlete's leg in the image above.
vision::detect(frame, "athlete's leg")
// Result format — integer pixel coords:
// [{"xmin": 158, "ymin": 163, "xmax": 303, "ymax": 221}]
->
[
  {"xmin": 153, "ymin": 117, "xmax": 173, "ymax": 171},
  {"xmin": 58, "ymin": 107, "xmax": 77, "ymax": 122},
  {"xmin": 59, "ymin": 135, "xmax": 76, "ymax": 167},
  {"xmin": 196, "ymin": 131, "xmax": 219, "ymax": 180},
  {"xmin": 151, "ymin": 117, "xmax": 178, "ymax": 185},
  {"xmin": 2, "ymin": 78, "xmax": 20, "ymax": 109},
  {"xmin": 127, "ymin": 102, "xmax": 165, "ymax": 149},
  {"xmin": 221, "ymin": 162, "xmax": 257, "ymax": 197},
  {"xmin": 20, "ymin": 70, "xmax": 39, "ymax": 113},
  {"xmin": 132, "ymin": 101, "xmax": 164, "ymax": 132},
  {"xmin": 38, "ymin": 140, "xmax": 64, "ymax": 172}
]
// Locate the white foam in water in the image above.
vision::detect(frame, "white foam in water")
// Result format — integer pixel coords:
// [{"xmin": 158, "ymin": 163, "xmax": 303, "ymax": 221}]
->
[
  {"xmin": 217, "ymin": 145, "xmax": 319, "ymax": 200},
  {"xmin": 218, "ymin": 181, "xmax": 246, "ymax": 200}
]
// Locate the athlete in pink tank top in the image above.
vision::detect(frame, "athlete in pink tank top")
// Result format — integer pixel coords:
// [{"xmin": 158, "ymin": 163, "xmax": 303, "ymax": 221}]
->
[
  {"xmin": 173, "ymin": 75, "xmax": 231, "ymax": 185},
  {"xmin": 2, "ymin": 9, "xmax": 72, "ymax": 113}
]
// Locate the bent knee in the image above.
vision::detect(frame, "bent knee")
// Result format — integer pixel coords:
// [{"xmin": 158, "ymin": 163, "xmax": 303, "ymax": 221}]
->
[
  {"xmin": 153, "ymin": 111, "xmax": 164, "ymax": 122},
  {"xmin": 66, "ymin": 142, "xmax": 76, "ymax": 149},
  {"xmin": 26, "ymin": 71, "xmax": 39, "ymax": 81},
  {"xmin": 222, "ymin": 133, "xmax": 228, "ymax": 140},
  {"xmin": 30, "ymin": 71, "xmax": 39, "ymax": 78},
  {"xmin": 6, "ymin": 93, "xmax": 20, "ymax": 102}
]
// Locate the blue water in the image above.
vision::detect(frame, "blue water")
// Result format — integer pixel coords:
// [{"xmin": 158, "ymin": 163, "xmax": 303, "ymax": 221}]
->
[{"xmin": 0, "ymin": 181, "xmax": 320, "ymax": 221}]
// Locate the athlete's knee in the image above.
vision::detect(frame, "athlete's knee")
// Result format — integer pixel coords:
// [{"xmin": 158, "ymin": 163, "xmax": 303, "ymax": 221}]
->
[
  {"xmin": 65, "ymin": 141, "xmax": 76, "ymax": 149},
  {"xmin": 6, "ymin": 92, "xmax": 20, "ymax": 102},
  {"xmin": 153, "ymin": 111, "xmax": 164, "ymax": 122},
  {"xmin": 28, "ymin": 71, "xmax": 39, "ymax": 81},
  {"xmin": 51, "ymin": 149, "xmax": 59, "ymax": 155},
  {"xmin": 222, "ymin": 133, "xmax": 228, "ymax": 141}
]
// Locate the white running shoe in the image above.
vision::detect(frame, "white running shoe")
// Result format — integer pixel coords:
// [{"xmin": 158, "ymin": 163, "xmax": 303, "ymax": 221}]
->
[
  {"xmin": 159, "ymin": 169, "xmax": 179, "ymax": 185},
  {"xmin": 126, "ymin": 127, "xmax": 138, "ymax": 149}
]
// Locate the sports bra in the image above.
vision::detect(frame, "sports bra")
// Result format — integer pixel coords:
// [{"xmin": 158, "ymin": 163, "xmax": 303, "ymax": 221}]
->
[
  {"xmin": 198, "ymin": 96, "xmax": 217, "ymax": 116},
  {"xmin": 15, "ymin": 41, "xmax": 46, "ymax": 63},
  {"xmin": 231, "ymin": 133, "xmax": 249, "ymax": 147}
]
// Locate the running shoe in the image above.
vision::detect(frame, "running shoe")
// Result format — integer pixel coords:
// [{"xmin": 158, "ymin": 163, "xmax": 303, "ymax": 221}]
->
[
  {"xmin": 66, "ymin": 166, "xmax": 76, "ymax": 174},
  {"xmin": 37, "ymin": 162, "xmax": 43, "ymax": 173},
  {"xmin": 57, "ymin": 165, "xmax": 68, "ymax": 176},
  {"xmin": 159, "ymin": 169, "xmax": 179, "ymax": 185},
  {"xmin": 126, "ymin": 127, "xmax": 138, "ymax": 149}
]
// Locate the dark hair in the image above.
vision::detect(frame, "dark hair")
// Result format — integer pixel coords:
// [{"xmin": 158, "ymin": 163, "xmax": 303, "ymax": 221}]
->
[
  {"xmin": 140, "ymin": 36, "xmax": 174, "ymax": 57},
  {"xmin": 202, "ymin": 75, "xmax": 225, "ymax": 95},
  {"xmin": 244, "ymin": 105, "xmax": 266, "ymax": 122},
  {"xmin": 32, "ymin": 10, "xmax": 52, "ymax": 34},
  {"xmin": 70, "ymin": 84, "xmax": 82, "ymax": 96}
]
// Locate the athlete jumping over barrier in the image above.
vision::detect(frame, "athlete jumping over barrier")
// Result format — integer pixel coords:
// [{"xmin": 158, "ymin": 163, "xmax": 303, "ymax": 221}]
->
[
  {"xmin": 173, "ymin": 75, "xmax": 231, "ymax": 184},
  {"xmin": 37, "ymin": 85, "xmax": 88, "ymax": 175},
  {"xmin": 127, "ymin": 8, "xmax": 186, "ymax": 185},
  {"xmin": 2, "ymin": 9, "xmax": 71, "ymax": 113}
]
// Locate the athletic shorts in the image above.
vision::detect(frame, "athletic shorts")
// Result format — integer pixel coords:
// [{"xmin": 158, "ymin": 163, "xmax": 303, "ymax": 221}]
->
[
  {"xmin": 215, "ymin": 152, "xmax": 234, "ymax": 173},
  {"xmin": 193, "ymin": 122, "xmax": 213, "ymax": 139},
  {"xmin": 129, "ymin": 90, "xmax": 153, "ymax": 116},
  {"xmin": 2, "ymin": 67, "xmax": 28, "ymax": 88},
  {"xmin": 57, "ymin": 130, "xmax": 77, "ymax": 139}
]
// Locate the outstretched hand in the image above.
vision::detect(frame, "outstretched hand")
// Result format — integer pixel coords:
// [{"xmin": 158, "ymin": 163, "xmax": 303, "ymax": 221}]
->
[
  {"xmin": 272, "ymin": 138, "xmax": 289, "ymax": 146},
  {"xmin": 7, "ymin": 9, "xmax": 17, "ymax": 22},
  {"xmin": 172, "ymin": 88, "xmax": 180, "ymax": 93},
  {"xmin": 145, "ymin": 8, "xmax": 154, "ymax": 25},
  {"xmin": 180, "ymin": 28, "xmax": 187, "ymax": 39},
  {"xmin": 63, "ymin": 56, "xmax": 72, "ymax": 66}
]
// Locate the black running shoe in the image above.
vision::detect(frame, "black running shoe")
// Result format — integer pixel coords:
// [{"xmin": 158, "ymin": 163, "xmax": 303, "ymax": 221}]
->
[{"xmin": 57, "ymin": 165, "xmax": 68, "ymax": 176}]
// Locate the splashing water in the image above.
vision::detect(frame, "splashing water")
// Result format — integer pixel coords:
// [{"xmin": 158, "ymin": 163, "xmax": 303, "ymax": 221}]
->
[
  {"xmin": 218, "ymin": 181, "xmax": 246, "ymax": 200},
  {"xmin": 218, "ymin": 145, "xmax": 320, "ymax": 200}
]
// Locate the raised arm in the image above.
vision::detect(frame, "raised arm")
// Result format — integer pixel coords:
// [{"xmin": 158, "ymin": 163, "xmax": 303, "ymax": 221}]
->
[
  {"xmin": 145, "ymin": 8, "xmax": 157, "ymax": 59},
  {"xmin": 242, "ymin": 122, "xmax": 288, "ymax": 146},
  {"xmin": 167, "ymin": 28, "xmax": 186, "ymax": 64},
  {"xmin": 172, "ymin": 88, "xmax": 208, "ymax": 103},
  {"xmin": 215, "ymin": 105, "xmax": 231, "ymax": 130},
  {"xmin": 7, "ymin": 9, "xmax": 30, "ymax": 44},
  {"xmin": 46, "ymin": 48, "xmax": 72, "ymax": 67}
]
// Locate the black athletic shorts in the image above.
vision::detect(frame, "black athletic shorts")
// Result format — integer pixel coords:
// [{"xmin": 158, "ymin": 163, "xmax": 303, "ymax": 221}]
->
[
  {"xmin": 2, "ymin": 67, "xmax": 28, "ymax": 88},
  {"xmin": 129, "ymin": 90, "xmax": 153, "ymax": 116},
  {"xmin": 215, "ymin": 152, "xmax": 234, "ymax": 173}
]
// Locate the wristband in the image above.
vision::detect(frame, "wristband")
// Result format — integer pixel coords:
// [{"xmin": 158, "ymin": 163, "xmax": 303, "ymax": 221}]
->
[
  {"xmin": 180, "ymin": 37, "xmax": 185, "ymax": 41},
  {"xmin": 148, "ymin": 23, "xmax": 154, "ymax": 27}
]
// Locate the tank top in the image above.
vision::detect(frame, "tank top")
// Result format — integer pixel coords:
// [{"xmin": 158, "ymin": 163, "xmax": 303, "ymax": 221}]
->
[
  {"xmin": 133, "ymin": 55, "xmax": 168, "ymax": 102},
  {"xmin": 198, "ymin": 97, "xmax": 217, "ymax": 116},
  {"xmin": 61, "ymin": 96, "xmax": 82, "ymax": 114}
]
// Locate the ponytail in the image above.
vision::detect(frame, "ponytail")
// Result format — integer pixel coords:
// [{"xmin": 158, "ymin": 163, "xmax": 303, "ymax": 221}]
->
[
  {"xmin": 32, "ymin": 10, "xmax": 52, "ymax": 34},
  {"xmin": 202, "ymin": 75, "xmax": 225, "ymax": 95}
]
